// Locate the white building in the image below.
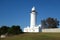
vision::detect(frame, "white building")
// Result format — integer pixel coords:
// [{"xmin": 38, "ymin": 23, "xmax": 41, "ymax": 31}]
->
[
  {"xmin": 24, "ymin": 6, "xmax": 60, "ymax": 33},
  {"xmin": 24, "ymin": 6, "xmax": 41, "ymax": 32}
]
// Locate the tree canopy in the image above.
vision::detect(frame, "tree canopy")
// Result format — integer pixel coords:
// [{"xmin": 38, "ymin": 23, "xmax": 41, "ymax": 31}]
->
[
  {"xmin": 0, "ymin": 25, "xmax": 23, "ymax": 35},
  {"xmin": 41, "ymin": 17, "xmax": 59, "ymax": 28}
]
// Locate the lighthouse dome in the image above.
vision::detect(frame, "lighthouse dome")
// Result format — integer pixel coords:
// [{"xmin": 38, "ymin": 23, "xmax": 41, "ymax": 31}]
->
[{"xmin": 32, "ymin": 6, "xmax": 35, "ymax": 12}]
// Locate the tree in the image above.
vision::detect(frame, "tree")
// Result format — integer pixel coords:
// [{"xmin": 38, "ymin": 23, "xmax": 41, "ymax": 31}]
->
[
  {"xmin": 41, "ymin": 19, "xmax": 47, "ymax": 28},
  {"xmin": 8, "ymin": 25, "xmax": 23, "ymax": 35},
  {"xmin": 1, "ymin": 26, "xmax": 9, "ymax": 35},
  {"xmin": 46, "ymin": 17, "xmax": 59, "ymax": 28},
  {"xmin": 0, "ymin": 25, "xmax": 23, "ymax": 35},
  {"xmin": 41, "ymin": 17, "xmax": 59, "ymax": 28}
]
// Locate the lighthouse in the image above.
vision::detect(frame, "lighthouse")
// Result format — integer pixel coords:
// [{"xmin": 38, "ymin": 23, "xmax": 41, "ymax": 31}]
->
[
  {"xmin": 24, "ymin": 6, "xmax": 41, "ymax": 32},
  {"xmin": 30, "ymin": 6, "xmax": 37, "ymax": 28}
]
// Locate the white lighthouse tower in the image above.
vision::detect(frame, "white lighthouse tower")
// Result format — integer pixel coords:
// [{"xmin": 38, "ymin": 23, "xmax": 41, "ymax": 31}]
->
[
  {"xmin": 30, "ymin": 6, "xmax": 37, "ymax": 28},
  {"xmin": 24, "ymin": 6, "xmax": 41, "ymax": 32}
]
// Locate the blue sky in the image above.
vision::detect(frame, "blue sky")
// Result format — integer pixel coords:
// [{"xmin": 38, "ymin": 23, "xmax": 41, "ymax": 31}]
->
[{"xmin": 0, "ymin": 0, "xmax": 60, "ymax": 30}]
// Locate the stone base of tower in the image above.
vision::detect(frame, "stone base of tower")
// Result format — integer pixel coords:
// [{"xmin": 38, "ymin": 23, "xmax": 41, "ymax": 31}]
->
[{"xmin": 24, "ymin": 25, "xmax": 41, "ymax": 32}]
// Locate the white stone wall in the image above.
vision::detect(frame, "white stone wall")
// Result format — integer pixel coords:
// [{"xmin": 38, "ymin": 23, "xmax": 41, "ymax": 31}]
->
[
  {"xmin": 42, "ymin": 28, "xmax": 60, "ymax": 32},
  {"xmin": 24, "ymin": 26, "xmax": 41, "ymax": 32}
]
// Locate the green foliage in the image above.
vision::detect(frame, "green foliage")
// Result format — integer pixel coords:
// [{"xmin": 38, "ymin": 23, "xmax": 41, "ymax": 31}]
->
[
  {"xmin": 46, "ymin": 17, "xmax": 59, "ymax": 28},
  {"xmin": 41, "ymin": 19, "xmax": 47, "ymax": 28},
  {"xmin": 41, "ymin": 17, "xmax": 59, "ymax": 28},
  {"xmin": 0, "ymin": 26, "xmax": 9, "ymax": 35},
  {"xmin": 0, "ymin": 25, "xmax": 23, "ymax": 35},
  {"xmin": 8, "ymin": 25, "xmax": 23, "ymax": 35}
]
